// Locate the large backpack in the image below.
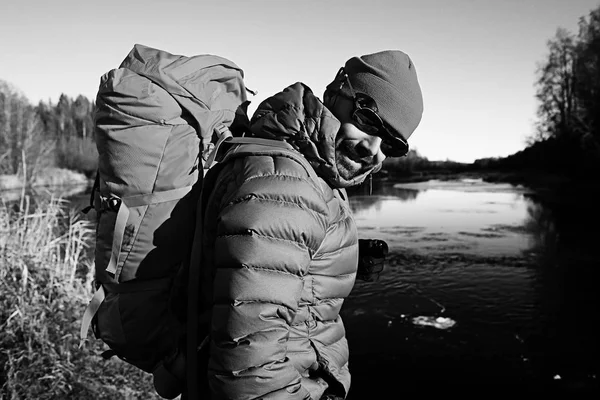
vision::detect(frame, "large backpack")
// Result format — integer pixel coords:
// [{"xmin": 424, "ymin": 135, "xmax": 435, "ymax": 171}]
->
[{"xmin": 79, "ymin": 44, "xmax": 253, "ymax": 398}]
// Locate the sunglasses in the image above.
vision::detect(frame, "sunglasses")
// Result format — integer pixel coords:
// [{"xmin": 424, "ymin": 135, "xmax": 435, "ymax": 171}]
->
[{"xmin": 335, "ymin": 68, "xmax": 409, "ymax": 157}]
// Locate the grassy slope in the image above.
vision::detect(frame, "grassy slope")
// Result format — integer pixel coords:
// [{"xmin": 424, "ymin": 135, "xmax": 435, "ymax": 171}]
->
[{"xmin": 0, "ymin": 196, "xmax": 162, "ymax": 400}]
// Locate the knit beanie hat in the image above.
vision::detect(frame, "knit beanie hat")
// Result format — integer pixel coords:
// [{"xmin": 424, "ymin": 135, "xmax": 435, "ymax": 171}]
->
[{"xmin": 333, "ymin": 50, "xmax": 424, "ymax": 141}]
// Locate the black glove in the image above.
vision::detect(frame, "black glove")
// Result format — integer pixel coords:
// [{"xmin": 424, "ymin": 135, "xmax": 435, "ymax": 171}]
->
[{"xmin": 356, "ymin": 239, "xmax": 388, "ymax": 282}]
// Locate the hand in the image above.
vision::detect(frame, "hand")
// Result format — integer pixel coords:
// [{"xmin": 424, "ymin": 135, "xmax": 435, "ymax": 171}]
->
[{"xmin": 356, "ymin": 239, "xmax": 388, "ymax": 282}]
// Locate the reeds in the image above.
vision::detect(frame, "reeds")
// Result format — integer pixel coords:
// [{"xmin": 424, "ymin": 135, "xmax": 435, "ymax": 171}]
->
[{"xmin": 0, "ymin": 195, "xmax": 160, "ymax": 399}]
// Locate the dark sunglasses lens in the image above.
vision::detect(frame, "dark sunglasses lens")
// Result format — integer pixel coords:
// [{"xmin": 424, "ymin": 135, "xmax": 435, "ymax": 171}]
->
[
  {"xmin": 352, "ymin": 109, "xmax": 409, "ymax": 156},
  {"xmin": 352, "ymin": 109, "xmax": 381, "ymax": 134},
  {"xmin": 381, "ymin": 141, "xmax": 404, "ymax": 157},
  {"xmin": 381, "ymin": 140, "xmax": 408, "ymax": 157}
]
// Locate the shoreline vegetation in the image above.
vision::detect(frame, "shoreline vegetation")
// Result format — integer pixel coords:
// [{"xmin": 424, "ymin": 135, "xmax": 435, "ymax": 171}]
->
[{"xmin": 0, "ymin": 195, "xmax": 163, "ymax": 400}]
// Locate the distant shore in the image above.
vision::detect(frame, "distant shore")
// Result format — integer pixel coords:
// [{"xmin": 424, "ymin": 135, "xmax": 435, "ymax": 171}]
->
[
  {"xmin": 0, "ymin": 168, "xmax": 90, "ymax": 203},
  {"xmin": 375, "ymin": 168, "xmax": 599, "ymax": 205},
  {"xmin": 2, "ymin": 166, "xmax": 597, "ymax": 207},
  {"xmin": 384, "ymin": 169, "xmax": 566, "ymax": 186}
]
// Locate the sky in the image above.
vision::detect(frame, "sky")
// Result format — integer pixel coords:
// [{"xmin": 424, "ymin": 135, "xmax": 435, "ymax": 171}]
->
[{"xmin": 1, "ymin": 0, "xmax": 599, "ymax": 163}]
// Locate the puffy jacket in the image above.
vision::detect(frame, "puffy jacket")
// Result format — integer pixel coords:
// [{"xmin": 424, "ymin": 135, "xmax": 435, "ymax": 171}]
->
[{"xmin": 199, "ymin": 83, "xmax": 378, "ymax": 399}]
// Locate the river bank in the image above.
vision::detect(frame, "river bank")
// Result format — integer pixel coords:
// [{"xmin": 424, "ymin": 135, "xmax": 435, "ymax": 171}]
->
[
  {"xmin": 386, "ymin": 169, "xmax": 566, "ymax": 188},
  {"xmin": 0, "ymin": 168, "xmax": 90, "ymax": 190},
  {"xmin": 0, "ymin": 168, "xmax": 90, "ymax": 203}
]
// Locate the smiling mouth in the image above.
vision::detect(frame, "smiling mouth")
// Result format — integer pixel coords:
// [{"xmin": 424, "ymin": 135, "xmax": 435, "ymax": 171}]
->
[
  {"xmin": 339, "ymin": 141, "xmax": 368, "ymax": 163},
  {"xmin": 338, "ymin": 152, "xmax": 375, "ymax": 176},
  {"xmin": 347, "ymin": 151, "xmax": 376, "ymax": 170},
  {"xmin": 345, "ymin": 154, "xmax": 364, "ymax": 168}
]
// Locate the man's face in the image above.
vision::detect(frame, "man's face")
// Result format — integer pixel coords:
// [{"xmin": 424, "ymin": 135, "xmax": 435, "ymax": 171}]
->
[{"xmin": 329, "ymin": 95, "xmax": 386, "ymax": 181}]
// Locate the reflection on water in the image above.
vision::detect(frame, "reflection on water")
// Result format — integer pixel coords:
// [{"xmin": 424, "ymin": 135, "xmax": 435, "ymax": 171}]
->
[
  {"xmin": 351, "ymin": 183, "xmax": 532, "ymax": 256},
  {"xmin": 523, "ymin": 201, "xmax": 559, "ymax": 261},
  {"xmin": 344, "ymin": 179, "xmax": 599, "ymax": 395}
]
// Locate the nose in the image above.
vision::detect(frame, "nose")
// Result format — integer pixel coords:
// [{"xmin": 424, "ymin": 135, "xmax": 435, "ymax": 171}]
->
[{"xmin": 357, "ymin": 135, "xmax": 386, "ymax": 162}]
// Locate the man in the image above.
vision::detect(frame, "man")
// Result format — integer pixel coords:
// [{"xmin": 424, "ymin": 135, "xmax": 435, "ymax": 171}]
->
[{"xmin": 199, "ymin": 50, "xmax": 423, "ymax": 400}]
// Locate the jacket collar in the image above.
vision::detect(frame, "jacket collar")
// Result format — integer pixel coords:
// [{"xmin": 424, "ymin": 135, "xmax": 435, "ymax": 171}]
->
[{"xmin": 249, "ymin": 82, "xmax": 374, "ymax": 188}]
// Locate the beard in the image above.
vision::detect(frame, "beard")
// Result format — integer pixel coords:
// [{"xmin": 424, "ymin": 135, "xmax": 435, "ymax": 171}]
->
[{"xmin": 335, "ymin": 140, "xmax": 379, "ymax": 181}]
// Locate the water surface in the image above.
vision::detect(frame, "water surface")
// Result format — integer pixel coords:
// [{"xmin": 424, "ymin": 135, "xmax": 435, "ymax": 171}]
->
[{"xmin": 344, "ymin": 179, "xmax": 598, "ymax": 396}]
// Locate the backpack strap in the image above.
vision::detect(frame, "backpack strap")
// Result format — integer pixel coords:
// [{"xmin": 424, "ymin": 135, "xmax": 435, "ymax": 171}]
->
[
  {"xmin": 221, "ymin": 137, "xmax": 323, "ymax": 194},
  {"xmin": 81, "ymin": 172, "xmax": 100, "ymax": 215},
  {"xmin": 104, "ymin": 185, "xmax": 194, "ymax": 282},
  {"xmin": 203, "ymin": 126, "xmax": 321, "ymax": 186},
  {"xmin": 79, "ymin": 284, "xmax": 106, "ymax": 347}
]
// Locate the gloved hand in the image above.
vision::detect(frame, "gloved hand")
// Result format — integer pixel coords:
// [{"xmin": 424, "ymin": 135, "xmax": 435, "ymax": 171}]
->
[{"xmin": 356, "ymin": 239, "xmax": 388, "ymax": 282}]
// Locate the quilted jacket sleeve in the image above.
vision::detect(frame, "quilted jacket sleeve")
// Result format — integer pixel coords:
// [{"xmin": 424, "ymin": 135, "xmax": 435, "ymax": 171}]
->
[{"xmin": 207, "ymin": 155, "xmax": 329, "ymax": 400}]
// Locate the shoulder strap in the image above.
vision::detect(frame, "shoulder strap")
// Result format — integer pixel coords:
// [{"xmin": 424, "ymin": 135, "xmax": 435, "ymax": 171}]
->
[
  {"xmin": 219, "ymin": 137, "xmax": 322, "ymax": 186},
  {"xmin": 203, "ymin": 125, "xmax": 320, "ymax": 184},
  {"xmin": 226, "ymin": 136, "xmax": 294, "ymax": 149}
]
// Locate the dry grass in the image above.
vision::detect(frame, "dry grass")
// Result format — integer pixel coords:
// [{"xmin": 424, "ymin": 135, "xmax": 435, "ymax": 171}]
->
[{"xmin": 0, "ymin": 195, "xmax": 161, "ymax": 399}]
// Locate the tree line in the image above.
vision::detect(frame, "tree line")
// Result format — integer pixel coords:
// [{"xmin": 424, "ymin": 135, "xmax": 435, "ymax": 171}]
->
[
  {"xmin": 0, "ymin": 83, "xmax": 97, "ymax": 184},
  {"xmin": 369, "ymin": 5, "xmax": 600, "ymax": 180},
  {"xmin": 476, "ymin": 4, "xmax": 600, "ymax": 177},
  {"xmin": 1, "ymin": 78, "xmax": 439, "ymax": 183}
]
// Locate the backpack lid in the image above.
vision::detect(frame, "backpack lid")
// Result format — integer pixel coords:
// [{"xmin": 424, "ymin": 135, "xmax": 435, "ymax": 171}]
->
[{"xmin": 119, "ymin": 44, "xmax": 249, "ymax": 142}]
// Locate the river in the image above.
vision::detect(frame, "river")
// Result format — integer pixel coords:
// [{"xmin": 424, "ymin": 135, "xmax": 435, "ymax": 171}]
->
[
  {"xmin": 8, "ymin": 177, "xmax": 597, "ymax": 395},
  {"xmin": 343, "ymin": 178, "xmax": 598, "ymax": 396}
]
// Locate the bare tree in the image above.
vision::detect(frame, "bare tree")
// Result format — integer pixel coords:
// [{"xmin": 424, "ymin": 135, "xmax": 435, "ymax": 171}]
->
[
  {"xmin": 73, "ymin": 95, "xmax": 92, "ymax": 139},
  {"xmin": 0, "ymin": 81, "xmax": 56, "ymax": 184},
  {"xmin": 0, "ymin": 81, "xmax": 28, "ymax": 175},
  {"xmin": 0, "ymin": 88, "xmax": 12, "ymax": 174},
  {"xmin": 534, "ymin": 28, "xmax": 580, "ymax": 142},
  {"xmin": 20, "ymin": 110, "xmax": 56, "ymax": 185}
]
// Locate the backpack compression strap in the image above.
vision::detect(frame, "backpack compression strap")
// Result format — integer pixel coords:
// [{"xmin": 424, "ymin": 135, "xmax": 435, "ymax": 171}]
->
[
  {"xmin": 105, "ymin": 185, "xmax": 194, "ymax": 282},
  {"xmin": 79, "ymin": 285, "xmax": 106, "ymax": 348},
  {"xmin": 79, "ymin": 184, "xmax": 194, "ymax": 347}
]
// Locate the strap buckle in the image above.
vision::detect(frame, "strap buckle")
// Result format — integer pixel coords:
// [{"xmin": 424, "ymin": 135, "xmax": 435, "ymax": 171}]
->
[{"xmin": 98, "ymin": 195, "xmax": 121, "ymax": 213}]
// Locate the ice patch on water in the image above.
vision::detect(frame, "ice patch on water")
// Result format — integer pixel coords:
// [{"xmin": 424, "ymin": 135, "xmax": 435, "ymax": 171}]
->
[{"xmin": 411, "ymin": 316, "xmax": 457, "ymax": 330}]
